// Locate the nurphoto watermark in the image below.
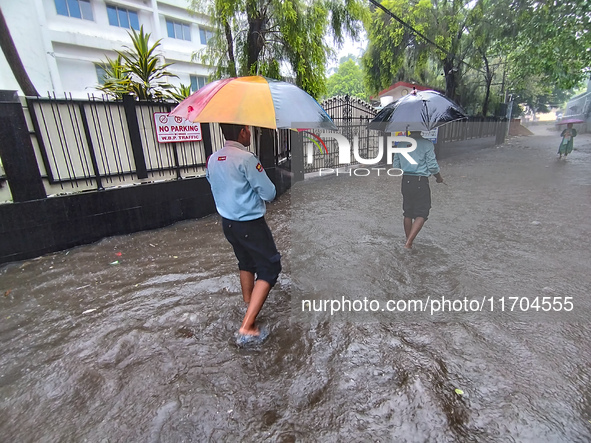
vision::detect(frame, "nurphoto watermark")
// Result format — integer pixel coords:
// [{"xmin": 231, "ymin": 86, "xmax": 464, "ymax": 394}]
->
[
  {"xmin": 304, "ymin": 131, "xmax": 417, "ymax": 165},
  {"xmin": 303, "ymin": 131, "xmax": 418, "ymax": 177}
]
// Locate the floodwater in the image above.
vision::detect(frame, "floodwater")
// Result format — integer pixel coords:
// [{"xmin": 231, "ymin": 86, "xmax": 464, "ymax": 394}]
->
[{"xmin": 1, "ymin": 123, "xmax": 591, "ymax": 442}]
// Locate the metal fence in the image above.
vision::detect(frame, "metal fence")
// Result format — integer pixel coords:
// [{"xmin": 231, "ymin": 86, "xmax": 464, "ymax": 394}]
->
[
  {"xmin": 303, "ymin": 95, "xmax": 379, "ymax": 173},
  {"xmin": 437, "ymin": 116, "xmax": 507, "ymax": 143},
  {"xmin": 302, "ymin": 96, "xmax": 507, "ymax": 173},
  {"xmin": 2, "ymin": 92, "xmax": 508, "ymax": 202},
  {"xmin": 27, "ymin": 95, "xmax": 210, "ymax": 191},
  {"xmin": 21, "ymin": 94, "xmax": 292, "ymax": 196}
]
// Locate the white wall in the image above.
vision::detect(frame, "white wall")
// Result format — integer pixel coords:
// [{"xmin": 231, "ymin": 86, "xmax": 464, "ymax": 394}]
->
[
  {"xmin": 0, "ymin": 0, "xmax": 212, "ymax": 98},
  {"xmin": 0, "ymin": 0, "xmax": 57, "ymax": 94}
]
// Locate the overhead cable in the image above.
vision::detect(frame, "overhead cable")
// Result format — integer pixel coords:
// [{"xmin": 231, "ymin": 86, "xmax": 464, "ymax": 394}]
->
[{"xmin": 366, "ymin": 0, "xmax": 484, "ymax": 74}]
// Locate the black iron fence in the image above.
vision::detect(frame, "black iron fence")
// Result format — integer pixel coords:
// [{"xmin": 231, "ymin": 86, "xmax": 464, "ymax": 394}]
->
[
  {"xmin": 303, "ymin": 95, "xmax": 379, "ymax": 173},
  {"xmin": 437, "ymin": 116, "xmax": 507, "ymax": 143},
  {"xmin": 16, "ymin": 94, "xmax": 292, "ymax": 196},
  {"xmin": 26, "ymin": 95, "xmax": 210, "ymax": 191},
  {"xmin": 0, "ymin": 90, "xmax": 295, "ymax": 264},
  {"xmin": 1, "ymin": 91, "xmax": 506, "ymax": 202},
  {"xmin": 303, "ymin": 96, "xmax": 508, "ymax": 172}
]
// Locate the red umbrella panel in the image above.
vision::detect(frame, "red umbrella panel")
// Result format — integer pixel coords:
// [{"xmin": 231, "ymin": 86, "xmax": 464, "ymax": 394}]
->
[{"xmin": 557, "ymin": 118, "xmax": 585, "ymax": 125}]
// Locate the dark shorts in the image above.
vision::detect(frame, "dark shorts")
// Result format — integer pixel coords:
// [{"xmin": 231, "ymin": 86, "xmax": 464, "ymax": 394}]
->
[
  {"xmin": 222, "ymin": 217, "xmax": 282, "ymax": 287},
  {"xmin": 401, "ymin": 175, "xmax": 431, "ymax": 220}
]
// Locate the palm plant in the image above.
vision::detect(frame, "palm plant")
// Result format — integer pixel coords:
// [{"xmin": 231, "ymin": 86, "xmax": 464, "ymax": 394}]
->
[
  {"xmin": 96, "ymin": 55, "xmax": 131, "ymax": 99},
  {"xmin": 169, "ymin": 83, "xmax": 193, "ymax": 102},
  {"xmin": 118, "ymin": 26, "xmax": 177, "ymax": 100},
  {"xmin": 97, "ymin": 26, "xmax": 177, "ymax": 100}
]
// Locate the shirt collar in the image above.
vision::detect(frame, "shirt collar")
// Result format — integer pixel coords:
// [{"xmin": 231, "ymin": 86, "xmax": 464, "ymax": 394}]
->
[{"xmin": 224, "ymin": 140, "xmax": 248, "ymax": 151}]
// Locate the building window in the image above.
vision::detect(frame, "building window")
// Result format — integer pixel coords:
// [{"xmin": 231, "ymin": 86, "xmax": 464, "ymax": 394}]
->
[
  {"xmin": 107, "ymin": 5, "xmax": 139, "ymax": 30},
  {"xmin": 95, "ymin": 64, "xmax": 107, "ymax": 85},
  {"xmin": 190, "ymin": 75, "xmax": 207, "ymax": 92},
  {"xmin": 55, "ymin": 0, "xmax": 94, "ymax": 20},
  {"xmin": 199, "ymin": 28, "xmax": 213, "ymax": 45},
  {"xmin": 166, "ymin": 19, "xmax": 191, "ymax": 41}
]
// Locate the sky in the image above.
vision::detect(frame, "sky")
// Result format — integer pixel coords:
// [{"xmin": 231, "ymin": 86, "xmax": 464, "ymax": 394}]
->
[{"xmin": 327, "ymin": 31, "xmax": 367, "ymax": 71}]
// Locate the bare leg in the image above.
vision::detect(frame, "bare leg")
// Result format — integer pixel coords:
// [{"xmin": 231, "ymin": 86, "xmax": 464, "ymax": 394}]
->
[
  {"xmin": 403, "ymin": 216, "xmax": 413, "ymax": 239},
  {"xmin": 239, "ymin": 279, "xmax": 271, "ymax": 335},
  {"xmin": 239, "ymin": 270, "xmax": 255, "ymax": 304},
  {"xmin": 404, "ymin": 217, "xmax": 426, "ymax": 249}
]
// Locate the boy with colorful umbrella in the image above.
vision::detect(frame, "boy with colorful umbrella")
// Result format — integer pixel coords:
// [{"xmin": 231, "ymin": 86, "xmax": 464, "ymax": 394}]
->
[{"xmin": 206, "ymin": 124, "xmax": 281, "ymax": 346}]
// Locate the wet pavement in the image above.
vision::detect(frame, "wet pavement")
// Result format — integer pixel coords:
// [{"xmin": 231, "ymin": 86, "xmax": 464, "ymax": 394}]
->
[{"xmin": 1, "ymin": 123, "xmax": 591, "ymax": 442}]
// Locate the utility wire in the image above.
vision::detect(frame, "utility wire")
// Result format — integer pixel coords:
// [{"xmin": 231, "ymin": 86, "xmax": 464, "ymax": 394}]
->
[{"xmin": 366, "ymin": 0, "xmax": 484, "ymax": 74}]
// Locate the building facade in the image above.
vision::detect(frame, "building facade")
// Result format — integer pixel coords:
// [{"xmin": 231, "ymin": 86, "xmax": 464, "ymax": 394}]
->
[{"xmin": 0, "ymin": 0, "xmax": 213, "ymax": 98}]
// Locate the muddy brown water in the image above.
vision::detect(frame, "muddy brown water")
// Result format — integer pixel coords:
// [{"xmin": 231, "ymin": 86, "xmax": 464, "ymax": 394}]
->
[{"xmin": 1, "ymin": 124, "xmax": 591, "ymax": 442}]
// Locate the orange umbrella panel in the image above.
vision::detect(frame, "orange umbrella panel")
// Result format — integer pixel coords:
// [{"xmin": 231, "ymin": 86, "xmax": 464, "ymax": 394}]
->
[{"xmin": 171, "ymin": 76, "xmax": 337, "ymax": 130}]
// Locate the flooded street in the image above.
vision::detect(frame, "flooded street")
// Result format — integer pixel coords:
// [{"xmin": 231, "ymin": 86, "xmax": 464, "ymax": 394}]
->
[{"xmin": 1, "ymin": 123, "xmax": 591, "ymax": 442}]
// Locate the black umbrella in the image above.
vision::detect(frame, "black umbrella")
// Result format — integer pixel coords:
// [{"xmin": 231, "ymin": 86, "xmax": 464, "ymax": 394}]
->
[{"xmin": 368, "ymin": 90, "xmax": 468, "ymax": 132}]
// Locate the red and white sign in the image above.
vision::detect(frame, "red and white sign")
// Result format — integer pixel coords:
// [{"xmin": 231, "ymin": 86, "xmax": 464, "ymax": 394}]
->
[{"xmin": 154, "ymin": 113, "xmax": 202, "ymax": 143}]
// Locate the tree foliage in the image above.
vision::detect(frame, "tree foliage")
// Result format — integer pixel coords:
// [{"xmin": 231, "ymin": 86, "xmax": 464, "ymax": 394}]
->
[
  {"xmin": 189, "ymin": 0, "xmax": 366, "ymax": 99},
  {"xmin": 363, "ymin": 0, "xmax": 590, "ymax": 116},
  {"xmin": 97, "ymin": 27, "xmax": 176, "ymax": 100},
  {"xmin": 325, "ymin": 57, "xmax": 368, "ymax": 99},
  {"xmin": 509, "ymin": 1, "xmax": 590, "ymax": 90},
  {"xmin": 362, "ymin": 0, "xmax": 474, "ymax": 101}
]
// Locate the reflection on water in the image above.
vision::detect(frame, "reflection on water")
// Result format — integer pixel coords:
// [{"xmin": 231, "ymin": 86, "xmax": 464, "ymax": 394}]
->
[{"xmin": 1, "ymin": 126, "xmax": 591, "ymax": 441}]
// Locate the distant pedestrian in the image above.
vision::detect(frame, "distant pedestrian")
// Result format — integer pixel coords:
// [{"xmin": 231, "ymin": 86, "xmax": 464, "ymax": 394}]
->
[
  {"xmin": 558, "ymin": 123, "xmax": 577, "ymax": 158},
  {"xmin": 206, "ymin": 124, "xmax": 281, "ymax": 346},
  {"xmin": 393, "ymin": 131, "xmax": 444, "ymax": 249}
]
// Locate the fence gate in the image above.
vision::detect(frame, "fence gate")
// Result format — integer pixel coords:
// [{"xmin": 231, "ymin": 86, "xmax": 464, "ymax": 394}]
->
[{"xmin": 303, "ymin": 95, "xmax": 379, "ymax": 173}]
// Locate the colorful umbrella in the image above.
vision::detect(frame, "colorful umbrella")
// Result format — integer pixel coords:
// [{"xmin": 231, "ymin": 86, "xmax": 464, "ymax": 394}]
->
[
  {"xmin": 557, "ymin": 118, "xmax": 585, "ymax": 125},
  {"xmin": 170, "ymin": 76, "xmax": 337, "ymax": 130},
  {"xmin": 368, "ymin": 90, "xmax": 467, "ymax": 132}
]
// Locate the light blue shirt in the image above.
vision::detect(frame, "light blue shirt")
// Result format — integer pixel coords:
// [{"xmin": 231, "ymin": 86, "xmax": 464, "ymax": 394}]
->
[
  {"xmin": 206, "ymin": 141, "xmax": 276, "ymax": 221},
  {"xmin": 392, "ymin": 136, "xmax": 440, "ymax": 176}
]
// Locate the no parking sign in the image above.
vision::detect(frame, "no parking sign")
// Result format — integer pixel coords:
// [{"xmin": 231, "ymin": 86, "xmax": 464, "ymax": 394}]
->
[{"xmin": 154, "ymin": 113, "xmax": 202, "ymax": 143}]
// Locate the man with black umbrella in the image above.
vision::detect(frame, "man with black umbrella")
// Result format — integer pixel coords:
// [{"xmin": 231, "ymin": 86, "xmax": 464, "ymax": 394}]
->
[{"xmin": 393, "ymin": 131, "xmax": 444, "ymax": 249}]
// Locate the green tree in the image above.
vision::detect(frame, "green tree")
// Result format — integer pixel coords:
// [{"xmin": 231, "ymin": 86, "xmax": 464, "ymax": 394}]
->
[
  {"xmin": 363, "ymin": 0, "xmax": 477, "ymax": 101},
  {"xmin": 363, "ymin": 0, "xmax": 590, "ymax": 115},
  {"xmin": 97, "ymin": 27, "xmax": 176, "ymax": 100},
  {"xmin": 508, "ymin": 0, "xmax": 591, "ymax": 91},
  {"xmin": 477, "ymin": 0, "xmax": 590, "ymax": 116},
  {"xmin": 512, "ymin": 81, "xmax": 579, "ymax": 118},
  {"xmin": 464, "ymin": 0, "xmax": 509, "ymax": 116},
  {"xmin": 325, "ymin": 57, "xmax": 368, "ymax": 99},
  {"xmin": 189, "ymin": 0, "xmax": 367, "ymax": 99}
]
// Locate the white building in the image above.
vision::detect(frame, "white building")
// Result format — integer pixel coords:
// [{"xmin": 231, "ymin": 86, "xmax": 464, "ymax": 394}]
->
[{"xmin": 0, "ymin": 0, "xmax": 213, "ymax": 98}]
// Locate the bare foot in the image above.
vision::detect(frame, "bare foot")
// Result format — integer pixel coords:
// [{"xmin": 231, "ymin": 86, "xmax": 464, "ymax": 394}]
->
[
  {"xmin": 235, "ymin": 325, "xmax": 270, "ymax": 346},
  {"xmin": 404, "ymin": 243, "xmax": 412, "ymax": 249},
  {"xmin": 238, "ymin": 325, "xmax": 261, "ymax": 336}
]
